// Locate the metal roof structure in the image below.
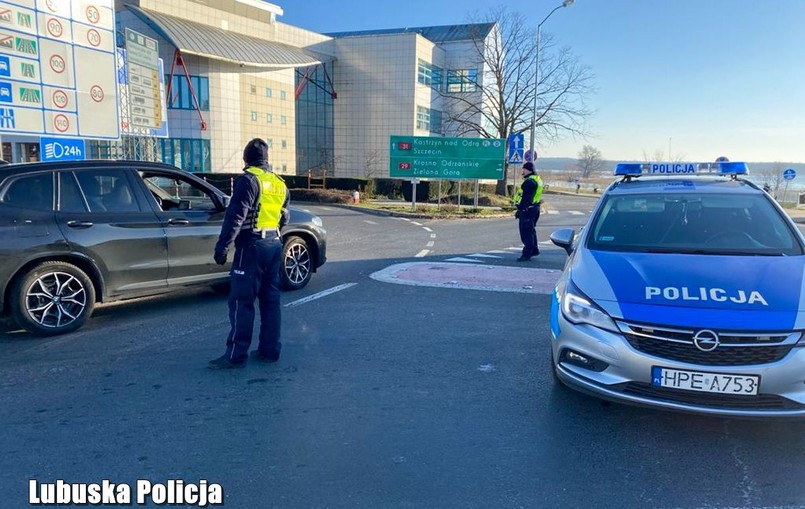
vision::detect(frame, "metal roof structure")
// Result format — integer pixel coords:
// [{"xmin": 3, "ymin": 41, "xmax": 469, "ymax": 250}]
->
[
  {"xmin": 127, "ymin": 5, "xmax": 324, "ymax": 69},
  {"xmin": 326, "ymin": 23, "xmax": 496, "ymax": 43}
]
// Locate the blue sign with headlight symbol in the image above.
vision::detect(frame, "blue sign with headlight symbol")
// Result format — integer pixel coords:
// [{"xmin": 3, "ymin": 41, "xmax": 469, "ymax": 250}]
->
[{"xmin": 41, "ymin": 137, "xmax": 85, "ymax": 162}]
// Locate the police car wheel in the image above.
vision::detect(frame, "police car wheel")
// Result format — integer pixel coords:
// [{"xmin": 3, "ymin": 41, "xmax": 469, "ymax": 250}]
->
[
  {"xmin": 281, "ymin": 236, "xmax": 312, "ymax": 291},
  {"xmin": 11, "ymin": 261, "xmax": 96, "ymax": 336}
]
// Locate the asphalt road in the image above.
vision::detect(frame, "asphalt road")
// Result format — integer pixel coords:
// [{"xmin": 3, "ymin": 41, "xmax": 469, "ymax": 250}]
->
[{"xmin": 2, "ymin": 199, "xmax": 805, "ymax": 509}]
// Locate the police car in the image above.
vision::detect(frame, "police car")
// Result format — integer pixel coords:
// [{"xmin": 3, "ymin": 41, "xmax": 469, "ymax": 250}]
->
[{"xmin": 549, "ymin": 161, "xmax": 805, "ymax": 418}]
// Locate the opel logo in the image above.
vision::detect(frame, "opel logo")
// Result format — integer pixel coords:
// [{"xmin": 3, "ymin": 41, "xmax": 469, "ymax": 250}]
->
[{"xmin": 693, "ymin": 329, "xmax": 720, "ymax": 352}]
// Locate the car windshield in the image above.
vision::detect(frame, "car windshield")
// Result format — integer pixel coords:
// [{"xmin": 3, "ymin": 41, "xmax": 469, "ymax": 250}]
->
[{"xmin": 587, "ymin": 192, "xmax": 804, "ymax": 256}]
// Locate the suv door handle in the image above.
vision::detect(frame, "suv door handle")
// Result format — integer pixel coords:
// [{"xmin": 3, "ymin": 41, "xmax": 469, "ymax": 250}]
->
[
  {"xmin": 167, "ymin": 218, "xmax": 190, "ymax": 226},
  {"xmin": 66, "ymin": 220, "xmax": 93, "ymax": 228}
]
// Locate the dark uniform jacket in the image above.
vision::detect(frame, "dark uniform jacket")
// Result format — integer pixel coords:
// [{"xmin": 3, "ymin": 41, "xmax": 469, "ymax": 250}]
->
[
  {"xmin": 214, "ymin": 164, "xmax": 290, "ymax": 255},
  {"xmin": 516, "ymin": 176, "xmax": 539, "ymax": 214}
]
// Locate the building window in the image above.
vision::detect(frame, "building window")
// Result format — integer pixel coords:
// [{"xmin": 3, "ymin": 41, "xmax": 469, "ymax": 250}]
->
[
  {"xmin": 416, "ymin": 105, "xmax": 430, "ymax": 131},
  {"xmin": 265, "ymin": 87, "xmax": 272, "ymax": 97},
  {"xmin": 417, "ymin": 59, "xmax": 432, "ymax": 86},
  {"xmin": 266, "ymin": 139, "xmax": 273, "ymax": 148},
  {"xmin": 166, "ymin": 75, "xmax": 210, "ymax": 110},
  {"xmin": 155, "ymin": 138, "xmax": 212, "ymax": 173},
  {"xmin": 431, "ymin": 66, "xmax": 442, "ymax": 92},
  {"xmin": 430, "ymin": 109, "xmax": 443, "ymax": 134},
  {"xmin": 280, "ymin": 90, "xmax": 287, "ymax": 100},
  {"xmin": 280, "ymin": 115, "xmax": 286, "ymax": 125},
  {"xmin": 250, "ymin": 111, "xmax": 257, "ymax": 121},
  {"xmin": 447, "ymin": 69, "xmax": 478, "ymax": 93},
  {"xmin": 266, "ymin": 113, "xmax": 272, "ymax": 123},
  {"xmin": 418, "ymin": 60, "xmax": 443, "ymax": 91},
  {"xmin": 250, "ymin": 85, "xmax": 256, "ymax": 94},
  {"xmin": 281, "ymin": 139, "xmax": 287, "ymax": 149}
]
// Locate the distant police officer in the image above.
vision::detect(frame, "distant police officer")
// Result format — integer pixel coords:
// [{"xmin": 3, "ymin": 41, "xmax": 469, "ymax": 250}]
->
[
  {"xmin": 513, "ymin": 161, "xmax": 544, "ymax": 261},
  {"xmin": 209, "ymin": 138, "xmax": 290, "ymax": 369}
]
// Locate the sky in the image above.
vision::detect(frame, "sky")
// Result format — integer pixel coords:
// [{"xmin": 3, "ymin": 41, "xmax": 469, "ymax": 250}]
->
[{"xmin": 278, "ymin": 0, "xmax": 805, "ymax": 164}]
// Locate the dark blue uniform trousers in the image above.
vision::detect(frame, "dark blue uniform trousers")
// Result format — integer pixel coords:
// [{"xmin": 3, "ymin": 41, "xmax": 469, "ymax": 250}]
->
[
  {"xmin": 518, "ymin": 205, "xmax": 541, "ymax": 258},
  {"xmin": 225, "ymin": 235, "xmax": 282, "ymax": 363}
]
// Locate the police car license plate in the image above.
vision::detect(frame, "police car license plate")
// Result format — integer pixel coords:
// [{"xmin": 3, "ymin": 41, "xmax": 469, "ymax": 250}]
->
[{"xmin": 651, "ymin": 367, "xmax": 760, "ymax": 395}]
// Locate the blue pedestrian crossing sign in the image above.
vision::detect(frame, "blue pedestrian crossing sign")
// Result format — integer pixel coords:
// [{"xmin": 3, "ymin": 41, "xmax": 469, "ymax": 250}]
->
[
  {"xmin": 507, "ymin": 133, "xmax": 524, "ymax": 164},
  {"xmin": 784, "ymin": 168, "xmax": 796, "ymax": 181}
]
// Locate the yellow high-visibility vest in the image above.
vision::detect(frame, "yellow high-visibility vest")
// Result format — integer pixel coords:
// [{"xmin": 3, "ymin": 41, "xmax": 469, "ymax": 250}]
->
[
  {"xmin": 513, "ymin": 174, "xmax": 543, "ymax": 206},
  {"xmin": 245, "ymin": 167, "xmax": 286, "ymax": 229}
]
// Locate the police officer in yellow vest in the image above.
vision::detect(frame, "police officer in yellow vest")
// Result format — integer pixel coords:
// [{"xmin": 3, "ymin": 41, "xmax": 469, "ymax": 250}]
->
[
  {"xmin": 513, "ymin": 161, "xmax": 544, "ymax": 261},
  {"xmin": 209, "ymin": 138, "xmax": 290, "ymax": 369}
]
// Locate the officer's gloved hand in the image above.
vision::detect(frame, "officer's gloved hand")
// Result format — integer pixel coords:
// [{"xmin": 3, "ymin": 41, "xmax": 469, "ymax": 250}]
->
[
  {"xmin": 514, "ymin": 210, "xmax": 522, "ymax": 219},
  {"xmin": 213, "ymin": 251, "xmax": 228, "ymax": 266}
]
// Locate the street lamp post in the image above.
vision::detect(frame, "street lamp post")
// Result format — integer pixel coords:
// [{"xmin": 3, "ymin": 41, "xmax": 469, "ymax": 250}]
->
[{"xmin": 528, "ymin": 0, "xmax": 574, "ymax": 162}]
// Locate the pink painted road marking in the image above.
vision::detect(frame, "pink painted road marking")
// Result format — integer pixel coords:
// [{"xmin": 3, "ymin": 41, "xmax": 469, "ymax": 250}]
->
[{"xmin": 370, "ymin": 262, "xmax": 560, "ymax": 294}]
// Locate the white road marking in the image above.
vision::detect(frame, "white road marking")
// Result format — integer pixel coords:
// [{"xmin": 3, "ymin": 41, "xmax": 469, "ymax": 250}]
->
[
  {"xmin": 411, "ymin": 221, "xmax": 422, "ymax": 226},
  {"xmin": 371, "ymin": 262, "xmax": 560, "ymax": 294},
  {"xmin": 546, "ymin": 210, "xmax": 559, "ymax": 215},
  {"xmin": 468, "ymin": 253, "xmax": 503, "ymax": 259},
  {"xmin": 284, "ymin": 283, "xmax": 357, "ymax": 308},
  {"xmin": 423, "ymin": 227, "xmax": 433, "ymax": 232},
  {"xmin": 445, "ymin": 257, "xmax": 483, "ymax": 263},
  {"xmin": 568, "ymin": 210, "xmax": 584, "ymax": 215},
  {"xmin": 486, "ymin": 250, "xmax": 508, "ymax": 254},
  {"xmin": 364, "ymin": 220, "xmax": 378, "ymax": 225},
  {"xmin": 506, "ymin": 247, "xmax": 521, "ymax": 251},
  {"xmin": 415, "ymin": 249, "xmax": 430, "ymax": 257},
  {"xmin": 430, "ymin": 233, "xmax": 436, "ymax": 238},
  {"xmin": 426, "ymin": 241, "xmax": 435, "ymax": 247}
]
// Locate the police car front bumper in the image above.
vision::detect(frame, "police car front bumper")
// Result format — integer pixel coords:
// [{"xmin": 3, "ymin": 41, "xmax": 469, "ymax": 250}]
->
[{"xmin": 551, "ymin": 311, "xmax": 805, "ymax": 418}]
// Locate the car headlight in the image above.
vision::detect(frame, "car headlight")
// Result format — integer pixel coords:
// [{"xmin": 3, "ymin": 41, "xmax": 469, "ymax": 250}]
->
[
  {"xmin": 561, "ymin": 279, "xmax": 619, "ymax": 333},
  {"xmin": 312, "ymin": 216, "xmax": 323, "ymax": 227}
]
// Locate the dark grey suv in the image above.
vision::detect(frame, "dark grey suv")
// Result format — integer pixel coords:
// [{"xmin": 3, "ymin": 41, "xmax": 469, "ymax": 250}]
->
[{"xmin": 0, "ymin": 160, "xmax": 327, "ymax": 336}]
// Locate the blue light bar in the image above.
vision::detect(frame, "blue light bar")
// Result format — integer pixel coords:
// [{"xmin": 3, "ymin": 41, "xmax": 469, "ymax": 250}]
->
[
  {"xmin": 614, "ymin": 162, "xmax": 748, "ymax": 176},
  {"xmin": 614, "ymin": 163, "xmax": 644, "ymax": 176}
]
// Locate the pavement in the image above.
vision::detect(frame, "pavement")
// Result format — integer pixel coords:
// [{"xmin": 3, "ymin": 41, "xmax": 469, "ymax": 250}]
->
[{"xmin": 786, "ymin": 206, "xmax": 805, "ymax": 222}]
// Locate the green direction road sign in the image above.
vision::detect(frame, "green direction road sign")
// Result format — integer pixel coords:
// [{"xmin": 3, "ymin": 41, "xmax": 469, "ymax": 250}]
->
[
  {"xmin": 389, "ymin": 136, "xmax": 506, "ymax": 180},
  {"xmin": 125, "ymin": 28, "xmax": 159, "ymax": 70}
]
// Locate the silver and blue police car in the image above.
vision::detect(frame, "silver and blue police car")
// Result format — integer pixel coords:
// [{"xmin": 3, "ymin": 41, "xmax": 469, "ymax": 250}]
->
[{"xmin": 549, "ymin": 161, "xmax": 805, "ymax": 418}]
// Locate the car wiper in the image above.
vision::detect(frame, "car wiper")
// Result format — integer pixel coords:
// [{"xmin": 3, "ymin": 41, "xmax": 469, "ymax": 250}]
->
[
  {"xmin": 642, "ymin": 248, "xmax": 783, "ymax": 256},
  {"xmin": 711, "ymin": 251, "xmax": 784, "ymax": 257},
  {"xmin": 642, "ymin": 248, "xmax": 708, "ymax": 254}
]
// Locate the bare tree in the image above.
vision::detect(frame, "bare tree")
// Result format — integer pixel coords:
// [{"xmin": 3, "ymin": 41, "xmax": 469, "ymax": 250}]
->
[
  {"xmin": 362, "ymin": 150, "xmax": 381, "ymax": 196},
  {"xmin": 753, "ymin": 163, "xmax": 786, "ymax": 199},
  {"xmin": 577, "ymin": 145, "xmax": 603, "ymax": 178},
  {"xmin": 363, "ymin": 149, "xmax": 381, "ymax": 179},
  {"xmin": 442, "ymin": 8, "xmax": 596, "ymax": 195},
  {"xmin": 640, "ymin": 149, "xmax": 688, "ymax": 163}
]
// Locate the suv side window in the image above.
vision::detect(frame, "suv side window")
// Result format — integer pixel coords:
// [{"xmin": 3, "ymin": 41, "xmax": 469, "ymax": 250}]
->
[
  {"xmin": 59, "ymin": 172, "xmax": 89, "ymax": 212},
  {"xmin": 73, "ymin": 169, "xmax": 142, "ymax": 213},
  {"xmin": 0, "ymin": 172, "xmax": 54, "ymax": 210},
  {"xmin": 141, "ymin": 171, "xmax": 217, "ymax": 211}
]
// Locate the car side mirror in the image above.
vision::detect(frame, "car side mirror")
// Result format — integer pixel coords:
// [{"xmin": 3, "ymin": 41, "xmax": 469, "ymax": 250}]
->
[
  {"xmin": 550, "ymin": 228, "xmax": 576, "ymax": 256},
  {"xmin": 178, "ymin": 199, "xmax": 192, "ymax": 210}
]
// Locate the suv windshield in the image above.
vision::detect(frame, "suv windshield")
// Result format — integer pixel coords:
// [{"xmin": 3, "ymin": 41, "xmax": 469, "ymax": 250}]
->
[{"xmin": 587, "ymin": 192, "xmax": 804, "ymax": 256}]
